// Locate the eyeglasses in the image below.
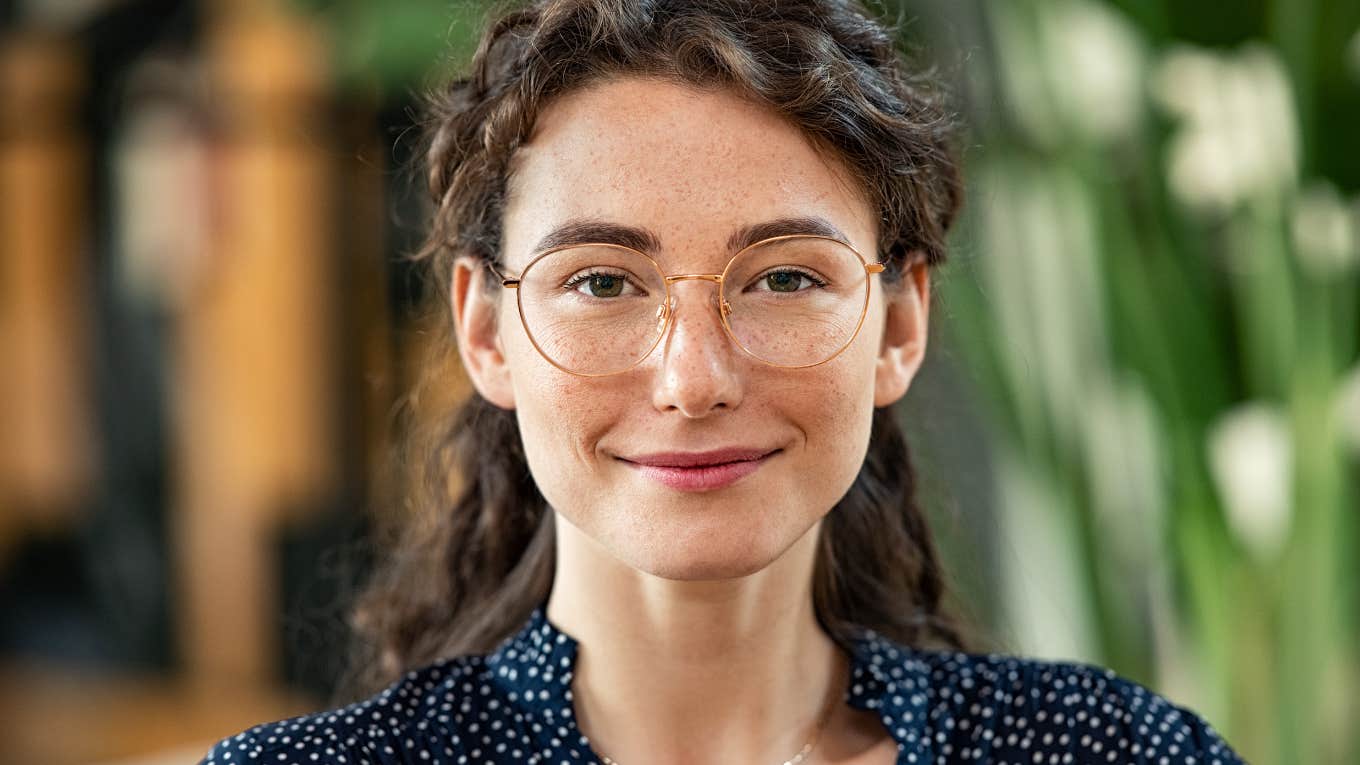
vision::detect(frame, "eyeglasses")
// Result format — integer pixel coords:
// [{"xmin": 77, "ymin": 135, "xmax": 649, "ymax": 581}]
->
[{"xmin": 487, "ymin": 234, "xmax": 885, "ymax": 377}]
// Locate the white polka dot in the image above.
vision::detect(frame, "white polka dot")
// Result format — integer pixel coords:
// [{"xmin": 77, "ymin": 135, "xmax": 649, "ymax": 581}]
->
[{"xmin": 198, "ymin": 605, "xmax": 1244, "ymax": 764}]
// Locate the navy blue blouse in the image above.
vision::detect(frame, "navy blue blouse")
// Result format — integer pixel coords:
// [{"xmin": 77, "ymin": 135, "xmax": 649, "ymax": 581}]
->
[{"xmin": 200, "ymin": 605, "xmax": 1245, "ymax": 764}]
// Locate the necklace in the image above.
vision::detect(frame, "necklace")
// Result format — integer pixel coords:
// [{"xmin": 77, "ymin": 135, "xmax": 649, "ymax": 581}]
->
[{"xmin": 593, "ymin": 686, "xmax": 839, "ymax": 765}]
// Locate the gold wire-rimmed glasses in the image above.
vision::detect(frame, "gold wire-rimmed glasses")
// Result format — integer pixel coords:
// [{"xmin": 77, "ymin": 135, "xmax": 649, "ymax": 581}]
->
[{"xmin": 486, "ymin": 233, "xmax": 886, "ymax": 377}]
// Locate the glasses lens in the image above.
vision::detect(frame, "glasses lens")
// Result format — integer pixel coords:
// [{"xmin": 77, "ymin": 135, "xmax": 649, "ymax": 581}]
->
[
  {"xmin": 517, "ymin": 245, "xmax": 668, "ymax": 375},
  {"xmin": 721, "ymin": 237, "xmax": 870, "ymax": 367}
]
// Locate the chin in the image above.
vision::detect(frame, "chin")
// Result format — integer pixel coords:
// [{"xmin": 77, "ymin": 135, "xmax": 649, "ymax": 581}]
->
[
  {"xmin": 618, "ymin": 519, "xmax": 797, "ymax": 581},
  {"xmin": 635, "ymin": 551, "xmax": 774, "ymax": 581}
]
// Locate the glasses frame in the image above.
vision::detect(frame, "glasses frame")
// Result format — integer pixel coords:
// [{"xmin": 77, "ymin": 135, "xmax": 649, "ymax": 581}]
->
[{"xmin": 486, "ymin": 233, "xmax": 886, "ymax": 378}]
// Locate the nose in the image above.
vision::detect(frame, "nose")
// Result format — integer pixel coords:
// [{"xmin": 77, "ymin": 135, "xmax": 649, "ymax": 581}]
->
[{"xmin": 650, "ymin": 281, "xmax": 744, "ymax": 417}]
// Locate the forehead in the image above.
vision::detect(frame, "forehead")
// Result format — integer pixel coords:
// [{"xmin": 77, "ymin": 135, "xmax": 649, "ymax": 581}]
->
[{"xmin": 501, "ymin": 77, "xmax": 876, "ymax": 267}]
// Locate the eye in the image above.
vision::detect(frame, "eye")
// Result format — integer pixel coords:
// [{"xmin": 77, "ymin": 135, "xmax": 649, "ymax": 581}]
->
[
  {"xmin": 750, "ymin": 268, "xmax": 827, "ymax": 293},
  {"xmin": 563, "ymin": 269, "xmax": 643, "ymax": 298}
]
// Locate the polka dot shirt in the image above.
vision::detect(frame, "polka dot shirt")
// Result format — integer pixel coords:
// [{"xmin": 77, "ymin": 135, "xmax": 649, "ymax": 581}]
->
[{"xmin": 200, "ymin": 605, "xmax": 1245, "ymax": 764}]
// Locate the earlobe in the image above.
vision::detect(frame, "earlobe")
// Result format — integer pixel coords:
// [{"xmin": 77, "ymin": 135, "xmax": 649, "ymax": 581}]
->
[
  {"xmin": 451, "ymin": 255, "xmax": 517, "ymax": 410},
  {"xmin": 872, "ymin": 258, "xmax": 930, "ymax": 408}
]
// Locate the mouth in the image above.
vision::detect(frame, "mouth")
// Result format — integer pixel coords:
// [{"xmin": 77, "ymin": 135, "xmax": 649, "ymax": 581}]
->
[{"xmin": 616, "ymin": 448, "xmax": 781, "ymax": 492}]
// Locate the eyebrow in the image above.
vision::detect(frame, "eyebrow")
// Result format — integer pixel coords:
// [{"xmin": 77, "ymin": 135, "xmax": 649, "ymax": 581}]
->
[{"xmin": 528, "ymin": 215, "xmax": 853, "ymax": 258}]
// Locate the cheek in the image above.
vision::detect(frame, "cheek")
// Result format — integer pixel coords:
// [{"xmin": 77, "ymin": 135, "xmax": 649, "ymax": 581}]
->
[
  {"xmin": 781, "ymin": 334, "xmax": 880, "ymax": 496},
  {"xmin": 515, "ymin": 374, "xmax": 601, "ymax": 457},
  {"xmin": 795, "ymin": 364, "xmax": 875, "ymax": 472},
  {"xmin": 505, "ymin": 337, "xmax": 624, "ymax": 507}
]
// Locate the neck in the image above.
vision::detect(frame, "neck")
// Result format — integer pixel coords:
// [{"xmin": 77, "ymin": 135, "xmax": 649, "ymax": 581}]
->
[{"xmin": 545, "ymin": 514, "xmax": 850, "ymax": 765}]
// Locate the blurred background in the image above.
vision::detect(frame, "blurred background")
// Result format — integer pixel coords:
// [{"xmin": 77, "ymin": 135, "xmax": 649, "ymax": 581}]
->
[{"xmin": 0, "ymin": 0, "xmax": 1355, "ymax": 763}]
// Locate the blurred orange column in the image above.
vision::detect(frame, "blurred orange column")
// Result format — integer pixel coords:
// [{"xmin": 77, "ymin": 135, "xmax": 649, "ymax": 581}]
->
[
  {"xmin": 0, "ymin": 34, "xmax": 96, "ymax": 555},
  {"xmin": 173, "ymin": 7, "xmax": 338, "ymax": 691}
]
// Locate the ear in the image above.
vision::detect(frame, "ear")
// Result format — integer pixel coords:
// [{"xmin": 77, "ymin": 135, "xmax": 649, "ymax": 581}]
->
[
  {"xmin": 451, "ymin": 255, "xmax": 516, "ymax": 409},
  {"xmin": 873, "ymin": 257, "xmax": 930, "ymax": 408}
]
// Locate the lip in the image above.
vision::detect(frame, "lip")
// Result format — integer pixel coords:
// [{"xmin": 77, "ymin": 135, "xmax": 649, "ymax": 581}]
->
[{"xmin": 618, "ymin": 447, "xmax": 780, "ymax": 492}]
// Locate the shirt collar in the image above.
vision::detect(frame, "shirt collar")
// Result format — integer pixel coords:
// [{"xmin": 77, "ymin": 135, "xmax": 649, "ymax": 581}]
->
[{"xmin": 486, "ymin": 603, "xmax": 934, "ymax": 758}]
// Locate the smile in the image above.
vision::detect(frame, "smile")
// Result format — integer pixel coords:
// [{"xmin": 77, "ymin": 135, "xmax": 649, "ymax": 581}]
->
[{"xmin": 617, "ymin": 448, "xmax": 780, "ymax": 492}]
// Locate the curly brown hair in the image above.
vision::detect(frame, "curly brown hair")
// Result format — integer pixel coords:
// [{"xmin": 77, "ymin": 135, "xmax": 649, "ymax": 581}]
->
[{"xmin": 344, "ymin": 0, "xmax": 971, "ymax": 699}]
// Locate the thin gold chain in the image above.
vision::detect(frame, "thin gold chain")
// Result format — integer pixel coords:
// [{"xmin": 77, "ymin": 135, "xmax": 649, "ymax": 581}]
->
[{"xmin": 593, "ymin": 685, "xmax": 838, "ymax": 765}]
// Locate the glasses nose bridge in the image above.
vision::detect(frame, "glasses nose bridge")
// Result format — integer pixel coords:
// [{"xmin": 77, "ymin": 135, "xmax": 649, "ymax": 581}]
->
[
  {"xmin": 660, "ymin": 272, "xmax": 729, "ymax": 317},
  {"xmin": 655, "ymin": 271, "xmax": 733, "ymax": 342},
  {"xmin": 664, "ymin": 272, "xmax": 723, "ymax": 285}
]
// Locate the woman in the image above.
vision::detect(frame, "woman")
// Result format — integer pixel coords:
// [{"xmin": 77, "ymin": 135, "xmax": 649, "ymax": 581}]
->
[{"xmin": 203, "ymin": 0, "xmax": 1244, "ymax": 763}]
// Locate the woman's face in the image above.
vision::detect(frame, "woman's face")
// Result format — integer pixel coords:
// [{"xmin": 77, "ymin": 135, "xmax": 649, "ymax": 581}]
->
[{"xmin": 453, "ymin": 76, "xmax": 929, "ymax": 580}]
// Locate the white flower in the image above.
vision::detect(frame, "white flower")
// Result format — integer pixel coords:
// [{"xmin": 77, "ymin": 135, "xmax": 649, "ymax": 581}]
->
[
  {"xmin": 1153, "ymin": 44, "xmax": 1299, "ymax": 213},
  {"xmin": 1207, "ymin": 403, "xmax": 1293, "ymax": 561},
  {"xmin": 1291, "ymin": 181, "xmax": 1359, "ymax": 279},
  {"xmin": 987, "ymin": 0, "xmax": 1144, "ymax": 147},
  {"xmin": 1041, "ymin": 0, "xmax": 1146, "ymax": 142}
]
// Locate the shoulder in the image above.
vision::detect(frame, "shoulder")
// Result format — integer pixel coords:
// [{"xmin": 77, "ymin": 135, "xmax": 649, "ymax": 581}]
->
[
  {"xmin": 906, "ymin": 647, "xmax": 1245, "ymax": 763},
  {"xmin": 198, "ymin": 654, "xmax": 504, "ymax": 765}
]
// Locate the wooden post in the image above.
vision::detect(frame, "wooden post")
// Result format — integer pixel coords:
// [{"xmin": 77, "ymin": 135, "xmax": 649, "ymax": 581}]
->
[
  {"xmin": 0, "ymin": 34, "xmax": 96, "ymax": 555},
  {"xmin": 172, "ymin": 9, "xmax": 338, "ymax": 691}
]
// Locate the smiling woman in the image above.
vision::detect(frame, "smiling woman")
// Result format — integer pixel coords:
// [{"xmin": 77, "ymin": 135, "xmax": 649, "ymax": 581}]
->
[{"xmin": 200, "ymin": 1, "xmax": 1244, "ymax": 764}]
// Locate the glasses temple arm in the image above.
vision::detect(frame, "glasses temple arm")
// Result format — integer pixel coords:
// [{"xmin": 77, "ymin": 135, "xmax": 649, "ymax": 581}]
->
[{"xmin": 484, "ymin": 260, "xmax": 520, "ymax": 288}]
